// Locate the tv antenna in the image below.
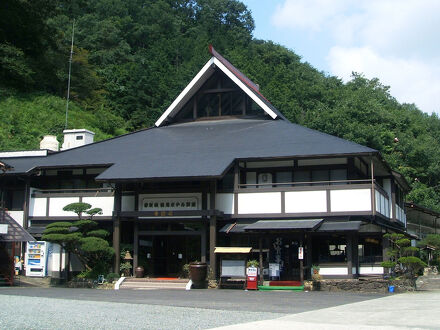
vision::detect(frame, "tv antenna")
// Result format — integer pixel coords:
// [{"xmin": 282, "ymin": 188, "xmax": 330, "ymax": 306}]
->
[{"xmin": 65, "ymin": 19, "xmax": 75, "ymax": 129}]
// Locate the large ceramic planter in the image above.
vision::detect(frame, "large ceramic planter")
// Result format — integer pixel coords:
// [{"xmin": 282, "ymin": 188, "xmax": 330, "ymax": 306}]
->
[
  {"xmin": 190, "ymin": 262, "xmax": 208, "ymax": 289},
  {"xmin": 135, "ymin": 266, "xmax": 145, "ymax": 278}
]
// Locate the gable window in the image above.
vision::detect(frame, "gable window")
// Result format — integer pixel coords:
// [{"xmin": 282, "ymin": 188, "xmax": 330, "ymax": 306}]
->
[{"xmin": 174, "ymin": 70, "xmax": 266, "ymax": 122}]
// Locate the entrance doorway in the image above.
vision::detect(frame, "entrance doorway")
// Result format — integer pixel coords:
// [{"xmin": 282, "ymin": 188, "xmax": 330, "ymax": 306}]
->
[{"xmin": 138, "ymin": 235, "xmax": 201, "ymax": 277}]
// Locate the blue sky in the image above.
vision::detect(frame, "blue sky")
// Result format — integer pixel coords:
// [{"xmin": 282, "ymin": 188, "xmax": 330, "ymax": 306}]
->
[{"xmin": 241, "ymin": 0, "xmax": 440, "ymax": 115}]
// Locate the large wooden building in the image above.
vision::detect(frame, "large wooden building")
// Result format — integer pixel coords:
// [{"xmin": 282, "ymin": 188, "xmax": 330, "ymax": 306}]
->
[{"xmin": 0, "ymin": 47, "xmax": 410, "ymax": 281}]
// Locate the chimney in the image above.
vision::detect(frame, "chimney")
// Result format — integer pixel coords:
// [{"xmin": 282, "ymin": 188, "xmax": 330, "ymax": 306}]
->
[
  {"xmin": 40, "ymin": 135, "xmax": 59, "ymax": 152},
  {"xmin": 61, "ymin": 129, "xmax": 95, "ymax": 150}
]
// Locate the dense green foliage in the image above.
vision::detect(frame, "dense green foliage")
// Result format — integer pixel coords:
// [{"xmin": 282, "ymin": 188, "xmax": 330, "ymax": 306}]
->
[
  {"xmin": 381, "ymin": 233, "xmax": 426, "ymax": 278},
  {"xmin": 42, "ymin": 203, "xmax": 114, "ymax": 277},
  {"xmin": 1, "ymin": 0, "xmax": 440, "ymax": 210},
  {"xmin": 418, "ymin": 234, "xmax": 440, "ymax": 266}
]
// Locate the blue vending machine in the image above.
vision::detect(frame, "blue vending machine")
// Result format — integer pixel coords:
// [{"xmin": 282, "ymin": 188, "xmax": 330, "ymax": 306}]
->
[{"xmin": 25, "ymin": 241, "xmax": 48, "ymax": 277}]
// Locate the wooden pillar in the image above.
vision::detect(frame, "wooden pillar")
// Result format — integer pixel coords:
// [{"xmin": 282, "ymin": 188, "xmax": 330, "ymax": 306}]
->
[
  {"xmin": 346, "ymin": 233, "xmax": 353, "ymax": 276},
  {"xmin": 259, "ymin": 237, "xmax": 263, "ymax": 285},
  {"xmin": 352, "ymin": 234, "xmax": 359, "ymax": 277},
  {"xmin": 133, "ymin": 221, "xmax": 139, "ymax": 270},
  {"xmin": 209, "ymin": 180, "xmax": 217, "ymax": 278},
  {"xmin": 306, "ymin": 234, "xmax": 313, "ymax": 280},
  {"xmin": 22, "ymin": 177, "xmax": 30, "ymax": 229},
  {"xmin": 201, "ymin": 186, "xmax": 208, "ymax": 263},
  {"xmin": 391, "ymin": 180, "xmax": 397, "ymax": 221},
  {"xmin": 370, "ymin": 156, "xmax": 376, "ymax": 216},
  {"xmin": 113, "ymin": 185, "xmax": 122, "ymax": 274}
]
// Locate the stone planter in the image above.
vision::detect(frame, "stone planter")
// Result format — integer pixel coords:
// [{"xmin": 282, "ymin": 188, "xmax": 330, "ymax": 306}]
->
[
  {"xmin": 135, "ymin": 266, "xmax": 145, "ymax": 278},
  {"xmin": 190, "ymin": 262, "xmax": 208, "ymax": 289}
]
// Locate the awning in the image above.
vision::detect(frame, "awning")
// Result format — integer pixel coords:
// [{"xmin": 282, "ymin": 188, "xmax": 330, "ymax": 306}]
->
[
  {"xmin": 0, "ymin": 212, "xmax": 35, "ymax": 242},
  {"xmin": 317, "ymin": 221, "xmax": 362, "ymax": 232},
  {"xmin": 219, "ymin": 223, "xmax": 248, "ymax": 234},
  {"xmin": 214, "ymin": 247, "xmax": 252, "ymax": 254},
  {"xmin": 244, "ymin": 219, "xmax": 323, "ymax": 231},
  {"xmin": 28, "ymin": 226, "xmax": 46, "ymax": 236}
]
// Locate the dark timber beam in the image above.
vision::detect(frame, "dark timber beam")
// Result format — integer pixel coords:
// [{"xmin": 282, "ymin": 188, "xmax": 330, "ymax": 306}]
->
[
  {"xmin": 209, "ymin": 180, "xmax": 217, "ymax": 278},
  {"xmin": 113, "ymin": 185, "xmax": 122, "ymax": 273},
  {"xmin": 346, "ymin": 233, "xmax": 353, "ymax": 275},
  {"xmin": 133, "ymin": 221, "xmax": 139, "ymax": 270}
]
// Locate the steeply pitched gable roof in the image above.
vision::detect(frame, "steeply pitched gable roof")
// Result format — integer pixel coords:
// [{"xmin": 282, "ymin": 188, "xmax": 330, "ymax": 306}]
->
[{"xmin": 155, "ymin": 46, "xmax": 285, "ymax": 127}]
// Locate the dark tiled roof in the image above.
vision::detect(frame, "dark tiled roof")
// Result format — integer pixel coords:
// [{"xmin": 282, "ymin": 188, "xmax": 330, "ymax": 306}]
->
[
  {"xmin": 0, "ymin": 211, "xmax": 35, "ymax": 242},
  {"xmin": 1, "ymin": 118, "xmax": 376, "ymax": 181}
]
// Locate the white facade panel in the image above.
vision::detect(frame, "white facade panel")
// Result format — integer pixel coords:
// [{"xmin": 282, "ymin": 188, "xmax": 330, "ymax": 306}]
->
[
  {"xmin": 29, "ymin": 197, "xmax": 47, "ymax": 217},
  {"xmin": 83, "ymin": 197, "xmax": 114, "ymax": 216},
  {"xmin": 238, "ymin": 192, "xmax": 281, "ymax": 214},
  {"xmin": 7, "ymin": 211, "xmax": 24, "ymax": 227},
  {"xmin": 318, "ymin": 267, "xmax": 348, "ymax": 275},
  {"xmin": 330, "ymin": 189, "xmax": 371, "ymax": 212},
  {"xmin": 216, "ymin": 193, "xmax": 234, "ymax": 214},
  {"xmin": 359, "ymin": 266, "xmax": 384, "ymax": 275},
  {"xmin": 285, "ymin": 191, "xmax": 327, "ymax": 213},
  {"xmin": 49, "ymin": 197, "xmax": 80, "ymax": 216},
  {"xmin": 122, "ymin": 196, "xmax": 135, "ymax": 211}
]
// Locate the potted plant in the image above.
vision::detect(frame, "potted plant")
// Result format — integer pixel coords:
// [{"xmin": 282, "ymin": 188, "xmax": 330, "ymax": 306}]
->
[
  {"xmin": 120, "ymin": 261, "xmax": 132, "ymax": 277},
  {"xmin": 247, "ymin": 259, "xmax": 259, "ymax": 268},
  {"xmin": 311, "ymin": 265, "xmax": 321, "ymax": 291}
]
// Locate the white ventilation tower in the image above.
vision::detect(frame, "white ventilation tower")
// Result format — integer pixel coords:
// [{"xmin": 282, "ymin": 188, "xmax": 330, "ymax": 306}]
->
[
  {"xmin": 40, "ymin": 135, "xmax": 59, "ymax": 152},
  {"xmin": 61, "ymin": 129, "xmax": 95, "ymax": 150}
]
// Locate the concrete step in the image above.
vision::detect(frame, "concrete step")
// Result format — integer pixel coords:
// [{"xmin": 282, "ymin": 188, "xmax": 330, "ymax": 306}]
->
[
  {"xmin": 120, "ymin": 279, "xmax": 188, "ymax": 290},
  {"xmin": 416, "ymin": 275, "xmax": 440, "ymax": 291}
]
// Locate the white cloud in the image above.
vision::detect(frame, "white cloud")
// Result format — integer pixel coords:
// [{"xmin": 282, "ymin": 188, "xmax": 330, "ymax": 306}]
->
[
  {"xmin": 328, "ymin": 46, "xmax": 440, "ymax": 113},
  {"xmin": 271, "ymin": 0, "xmax": 440, "ymax": 114},
  {"xmin": 272, "ymin": 0, "xmax": 350, "ymax": 32}
]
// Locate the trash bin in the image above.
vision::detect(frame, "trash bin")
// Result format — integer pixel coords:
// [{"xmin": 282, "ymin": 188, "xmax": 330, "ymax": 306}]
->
[{"xmin": 388, "ymin": 285, "xmax": 395, "ymax": 293}]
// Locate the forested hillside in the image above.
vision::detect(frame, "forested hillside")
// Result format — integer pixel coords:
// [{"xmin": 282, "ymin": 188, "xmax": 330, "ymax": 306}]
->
[{"xmin": 1, "ymin": 0, "xmax": 439, "ymax": 211}]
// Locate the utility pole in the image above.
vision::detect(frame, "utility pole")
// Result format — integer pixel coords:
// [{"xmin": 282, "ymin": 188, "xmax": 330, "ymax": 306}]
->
[{"xmin": 65, "ymin": 20, "xmax": 75, "ymax": 130}]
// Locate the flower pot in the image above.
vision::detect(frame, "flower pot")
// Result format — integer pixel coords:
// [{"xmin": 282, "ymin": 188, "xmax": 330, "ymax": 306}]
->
[
  {"xmin": 135, "ymin": 266, "xmax": 145, "ymax": 278},
  {"xmin": 189, "ymin": 262, "xmax": 208, "ymax": 289}
]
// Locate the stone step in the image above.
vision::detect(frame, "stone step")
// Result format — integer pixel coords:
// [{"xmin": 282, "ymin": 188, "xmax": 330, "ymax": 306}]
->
[
  {"xmin": 120, "ymin": 280, "xmax": 188, "ymax": 290},
  {"xmin": 124, "ymin": 277, "xmax": 188, "ymax": 283}
]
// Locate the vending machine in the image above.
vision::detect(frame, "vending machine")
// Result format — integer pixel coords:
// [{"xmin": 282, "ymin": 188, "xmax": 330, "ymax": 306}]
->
[{"xmin": 25, "ymin": 241, "xmax": 48, "ymax": 277}]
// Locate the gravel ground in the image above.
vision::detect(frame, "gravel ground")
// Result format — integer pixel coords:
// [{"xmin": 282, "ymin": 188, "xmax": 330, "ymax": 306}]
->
[{"xmin": 0, "ymin": 294, "xmax": 284, "ymax": 330}]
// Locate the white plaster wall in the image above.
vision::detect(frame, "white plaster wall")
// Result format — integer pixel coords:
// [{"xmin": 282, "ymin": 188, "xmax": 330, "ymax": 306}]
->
[
  {"xmin": 7, "ymin": 211, "xmax": 24, "ymax": 227},
  {"xmin": 330, "ymin": 189, "xmax": 371, "ymax": 212},
  {"xmin": 285, "ymin": 191, "xmax": 327, "ymax": 213},
  {"xmin": 49, "ymin": 197, "xmax": 80, "ymax": 216},
  {"xmin": 82, "ymin": 197, "xmax": 114, "ymax": 216},
  {"xmin": 319, "ymin": 267, "xmax": 348, "ymax": 275},
  {"xmin": 359, "ymin": 266, "xmax": 384, "ymax": 275},
  {"xmin": 238, "ymin": 192, "xmax": 281, "ymax": 214},
  {"xmin": 29, "ymin": 197, "xmax": 47, "ymax": 216},
  {"xmin": 216, "ymin": 193, "xmax": 234, "ymax": 214},
  {"xmin": 121, "ymin": 196, "xmax": 135, "ymax": 211}
]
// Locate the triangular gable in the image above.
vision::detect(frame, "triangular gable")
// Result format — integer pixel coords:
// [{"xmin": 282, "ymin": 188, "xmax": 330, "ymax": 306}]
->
[{"xmin": 155, "ymin": 46, "xmax": 285, "ymax": 127}]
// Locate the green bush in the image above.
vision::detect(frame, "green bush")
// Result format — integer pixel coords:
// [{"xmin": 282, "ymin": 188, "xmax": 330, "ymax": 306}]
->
[{"xmin": 106, "ymin": 272, "xmax": 120, "ymax": 283}]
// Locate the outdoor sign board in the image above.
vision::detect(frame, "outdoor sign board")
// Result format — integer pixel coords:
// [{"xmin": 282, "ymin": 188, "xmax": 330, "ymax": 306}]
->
[{"xmin": 298, "ymin": 247, "xmax": 304, "ymax": 260}]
